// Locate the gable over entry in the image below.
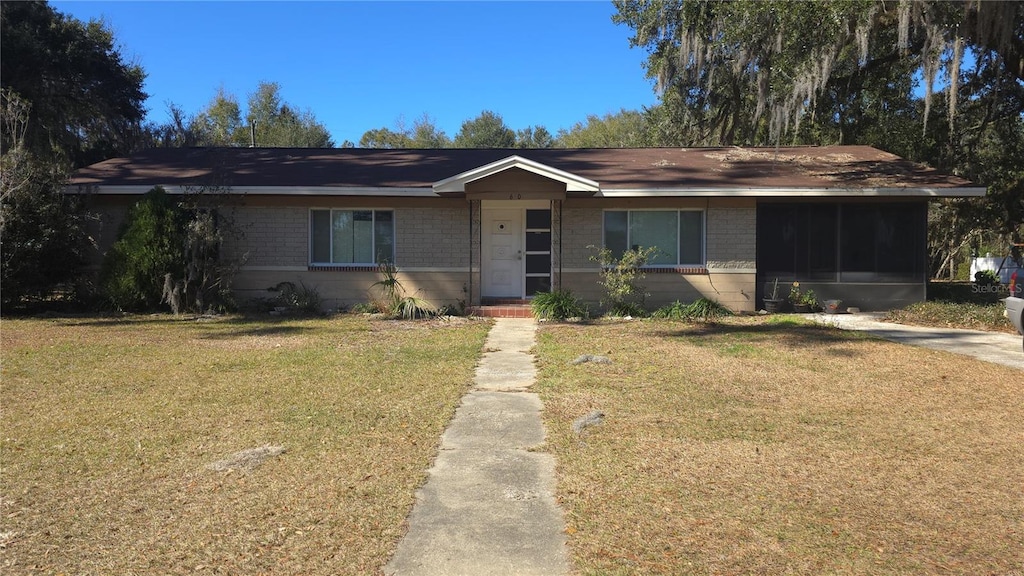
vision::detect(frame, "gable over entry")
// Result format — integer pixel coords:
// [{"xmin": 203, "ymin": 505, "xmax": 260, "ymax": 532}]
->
[
  {"xmin": 432, "ymin": 155, "xmax": 599, "ymax": 198},
  {"xmin": 432, "ymin": 156, "xmax": 594, "ymax": 302}
]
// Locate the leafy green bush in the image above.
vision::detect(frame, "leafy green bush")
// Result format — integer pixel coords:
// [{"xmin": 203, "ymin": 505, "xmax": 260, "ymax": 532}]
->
[
  {"xmin": 100, "ymin": 186, "xmax": 186, "ymax": 311},
  {"xmin": 531, "ymin": 289, "xmax": 587, "ymax": 320},
  {"xmin": 608, "ymin": 301, "xmax": 649, "ymax": 318},
  {"xmin": 682, "ymin": 297, "xmax": 733, "ymax": 322},
  {"xmin": 651, "ymin": 300, "xmax": 689, "ymax": 319},
  {"xmin": 974, "ymin": 270, "xmax": 1000, "ymax": 286},
  {"xmin": 589, "ymin": 245, "xmax": 657, "ymax": 316},
  {"xmin": 652, "ymin": 297, "xmax": 733, "ymax": 322}
]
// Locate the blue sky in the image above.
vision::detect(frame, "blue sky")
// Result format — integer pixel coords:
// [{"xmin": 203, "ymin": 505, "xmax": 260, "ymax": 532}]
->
[{"xmin": 50, "ymin": 1, "xmax": 660, "ymax": 146}]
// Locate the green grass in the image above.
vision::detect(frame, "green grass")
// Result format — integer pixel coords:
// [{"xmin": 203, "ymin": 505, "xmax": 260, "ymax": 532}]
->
[
  {"xmin": 534, "ymin": 317, "xmax": 1023, "ymax": 575},
  {"xmin": 0, "ymin": 314, "xmax": 491, "ymax": 575}
]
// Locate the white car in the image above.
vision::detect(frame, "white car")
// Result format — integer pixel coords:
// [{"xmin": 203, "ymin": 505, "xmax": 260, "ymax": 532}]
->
[{"xmin": 1005, "ymin": 295, "xmax": 1024, "ymax": 352}]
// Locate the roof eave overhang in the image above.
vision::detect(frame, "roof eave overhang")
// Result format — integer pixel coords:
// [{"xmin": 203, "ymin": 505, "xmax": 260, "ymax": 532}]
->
[
  {"xmin": 65, "ymin": 185, "xmax": 438, "ymax": 197},
  {"xmin": 432, "ymin": 155, "xmax": 600, "ymax": 195},
  {"xmin": 597, "ymin": 186, "xmax": 987, "ymax": 198}
]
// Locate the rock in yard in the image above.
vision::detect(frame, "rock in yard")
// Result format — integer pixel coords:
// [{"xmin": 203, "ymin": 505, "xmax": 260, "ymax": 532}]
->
[
  {"xmin": 572, "ymin": 410, "xmax": 605, "ymax": 434},
  {"xmin": 571, "ymin": 354, "xmax": 612, "ymax": 365},
  {"xmin": 207, "ymin": 445, "xmax": 286, "ymax": 472}
]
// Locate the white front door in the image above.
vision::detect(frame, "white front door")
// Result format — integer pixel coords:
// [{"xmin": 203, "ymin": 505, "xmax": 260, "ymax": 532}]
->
[{"xmin": 482, "ymin": 209, "xmax": 523, "ymax": 298}]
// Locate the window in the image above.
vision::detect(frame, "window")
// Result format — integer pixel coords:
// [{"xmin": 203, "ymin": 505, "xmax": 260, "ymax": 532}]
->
[
  {"xmin": 603, "ymin": 210, "xmax": 705, "ymax": 266},
  {"xmin": 310, "ymin": 209, "xmax": 394, "ymax": 264}
]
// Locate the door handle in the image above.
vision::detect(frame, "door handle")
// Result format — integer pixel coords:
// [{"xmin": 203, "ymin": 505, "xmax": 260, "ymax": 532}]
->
[{"xmin": 517, "ymin": 250, "xmax": 523, "ymax": 260}]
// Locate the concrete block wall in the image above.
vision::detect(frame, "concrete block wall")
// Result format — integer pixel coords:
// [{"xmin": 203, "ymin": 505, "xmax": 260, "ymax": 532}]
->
[
  {"xmin": 560, "ymin": 207, "xmax": 603, "ymax": 268},
  {"xmin": 231, "ymin": 269, "xmax": 468, "ymax": 311},
  {"xmin": 224, "ymin": 205, "xmax": 308, "ymax": 267},
  {"xmin": 706, "ymin": 203, "xmax": 756, "ymax": 270},
  {"xmin": 395, "ymin": 206, "xmax": 470, "ymax": 268}
]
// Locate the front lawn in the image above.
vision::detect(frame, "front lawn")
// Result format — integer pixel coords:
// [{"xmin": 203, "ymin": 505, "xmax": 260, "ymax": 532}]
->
[
  {"xmin": 0, "ymin": 314, "xmax": 490, "ymax": 575},
  {"xmin": 535, "ymin": 317, "xmax": 1023, "ymax": 575}
]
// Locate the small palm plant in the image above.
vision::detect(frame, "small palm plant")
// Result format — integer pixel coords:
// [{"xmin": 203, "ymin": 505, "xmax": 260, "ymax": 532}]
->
[{"xmin": 369, "ymin": 262, "xmax": 438, "ymax": 319}]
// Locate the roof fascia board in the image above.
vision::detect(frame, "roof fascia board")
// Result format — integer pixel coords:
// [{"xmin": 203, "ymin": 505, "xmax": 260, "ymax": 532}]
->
[
  {"xmin": 432, "ymin": 154, "xmax": 600, "ymax": 193},
  {"xmin": 598, "ymin": 187, "xmax": 987, "ymax": 198},
  {"xmin": 66, "ymin": 185, "xmax": 437, "ymax": 197}
]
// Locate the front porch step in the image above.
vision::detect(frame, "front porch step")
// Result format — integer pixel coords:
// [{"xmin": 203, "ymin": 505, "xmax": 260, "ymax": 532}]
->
[{"xmin": 469, "ymin": 304, "xmax": 534, "ymax": 318}]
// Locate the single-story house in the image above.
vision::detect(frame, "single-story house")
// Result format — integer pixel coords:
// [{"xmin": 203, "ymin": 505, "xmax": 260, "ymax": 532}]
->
[{"xmin": 70, "ymin": 146, "xmax": 984, "ymax": 314}]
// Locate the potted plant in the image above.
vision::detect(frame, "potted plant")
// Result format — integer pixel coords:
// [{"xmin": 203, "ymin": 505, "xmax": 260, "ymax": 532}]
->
[
  {"xmin": 763, "ymin": 278, "xmax": 784, "ymax": 313},
  {"xmin": 822, "ymin": 299, "xmax": 844, "ymax": 314},
  {"xmin": 789, "ymin": 282, "xmax": 818, "ymax": 313}
]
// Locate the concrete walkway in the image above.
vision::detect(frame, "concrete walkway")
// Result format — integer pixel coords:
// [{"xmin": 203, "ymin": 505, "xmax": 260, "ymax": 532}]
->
[
  {"xmin": 385, "ymin": 318, "xmax": 569, "ymax": 576},
  {"xmin": 816, "ymin": 312, "xmax": 1024, "ymax": 371}
]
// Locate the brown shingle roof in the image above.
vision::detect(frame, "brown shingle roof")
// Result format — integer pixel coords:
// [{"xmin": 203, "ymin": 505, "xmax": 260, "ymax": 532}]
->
[{"xmin": 70, "ymin": 145, "xmax": 975, "ymax": 190}]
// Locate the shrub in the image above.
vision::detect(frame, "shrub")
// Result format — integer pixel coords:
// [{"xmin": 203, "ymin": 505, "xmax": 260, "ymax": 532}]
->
[
  {"xmin": 589, "ymin": 245, "xmax": 657, "ymax": 316},
  {"xmin": 395, "ymin": 296, "xmax": 438, "ymax": 320},
  {"xmin": 653, "ymin": 297, "xmax": 733, "ymax": 322},
  {"xmin": 268, "ymin": 281, "xmax": 322, "ymax": 315},
  {"xmin": 974, "ymin": 269, "xmax": 1000, "ymax": 286},
  {"xmin": 366, "ymin": 262, "xmax": 438, "ymax": 319},
  {"xmin": 531, "ymin": 289, "xmax": 587, "ymax": 320},
  {"xmin": 100, "ymin": 186, "xmax": 186, "ymax": 311},
  {"xmin": 651, "ymin": 300, "xmax": 689, "ymax": 319},
  {"xmin": 681, "ymin": 297, "xmax": 733, "ymax": 323}
]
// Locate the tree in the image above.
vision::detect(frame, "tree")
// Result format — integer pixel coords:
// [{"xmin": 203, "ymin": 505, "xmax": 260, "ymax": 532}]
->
[
  {"xmin": 359, "ymin": 114, "xmax": 451, "ymax": 148},
  {"xmin": 244, "ymin": 82, "xmax": 333, "ymax": 147},
  {"xmin": 1, "ymin": 89, "xmax": 92, "ymax": 310},
  {"xmin": 614, "ymin": 0, "xmax": 1023, "ymax": 145},
  {"xmin": 1, "ymin": 0, "xmax": 145, "ymax": 309},
  {"xmin": 409, "ymin": 115, "xmax": 451, "ymax": 148},
  {"xmin": 614, "ymin": 0, "xmax": 1024, "ymax": 276},
  {"xmin": 555, "ymin": 110, "xmax": 649, "ymax": 147},
  {"xmin": 454, "ymin": 110, "xmax": 516, "ymax": 148},
  {"xmin": 359, "ymin": 127, "xmax": 412, "ymax": 149},
  {"xmin": 1, "ymin": 0, "xmax": 146, "ymax": 166},
  {"xmin": 185, "ymin": 82, "xmax": 334, "ymax": 147},
  {"xmin": 516, "ymin": 126, "xmax": 555, "ymax": 148},
  {"xmin": 193, "ymin": 88, "xmax": 244, "ymax": 146}
]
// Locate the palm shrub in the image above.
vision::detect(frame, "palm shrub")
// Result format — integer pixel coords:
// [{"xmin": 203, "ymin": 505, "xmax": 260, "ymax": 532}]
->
[
  {"xmin": 531, "ymin": 289, "xmax": 587, "ymax": 320},
  {"xmin": 368, "ymin": 262, "xmax": 438, "ymax": 319}
]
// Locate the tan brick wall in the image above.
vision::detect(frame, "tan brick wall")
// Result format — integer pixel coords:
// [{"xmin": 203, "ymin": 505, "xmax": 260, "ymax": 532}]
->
[
  {"xmin": 395, "ymin": 206, "xmax": 470, "ymax": 267},
  {"xmin": 231, "ymin": 269, "xmax": 469, "ymax": 311},
  {"xmin": 560, "ymin": 206, "xmax": 603, "ymax": 268},
  {"xmin": 224, "ymin": 204, "xmax": 472, "ymax": 269},
  {"xmin": 562, "ymin": 271, "xmax": 756, "ymax": 313},
  {"xmin": 223, "ymin": 205, "xmax": 308, "ymax": 267},
  {"xmin": 706, "ymin": 201, "xmax": 756, "ymax": 270}
]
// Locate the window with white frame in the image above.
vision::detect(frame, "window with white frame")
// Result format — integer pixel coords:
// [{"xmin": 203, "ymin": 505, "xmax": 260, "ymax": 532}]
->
[
  {"xmin": 603, "ymin": 210, "xmax": 704, "ymax": 266},
  {"xmin": 310, "ymin": 209, "xmax": 394, "ymax": 264}
]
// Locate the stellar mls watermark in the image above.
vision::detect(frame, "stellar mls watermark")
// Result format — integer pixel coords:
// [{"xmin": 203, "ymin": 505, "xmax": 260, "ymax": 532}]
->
[{"xmin": 973, "ymin": 283, "xmax": 1023, "ymax": 296}]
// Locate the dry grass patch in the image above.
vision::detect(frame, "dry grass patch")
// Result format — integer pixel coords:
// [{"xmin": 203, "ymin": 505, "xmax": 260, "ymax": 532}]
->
[
  {"xmin": 885, "ymin": 301, "xmax": 1017, "ymax": 334},
  {"xmin": 535, "ymin": 317, "xmax": 1023, "ymax": 575},
  {"xmin": 0, "ymin": 314, "xmax": 490, "ymax": 575}
]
